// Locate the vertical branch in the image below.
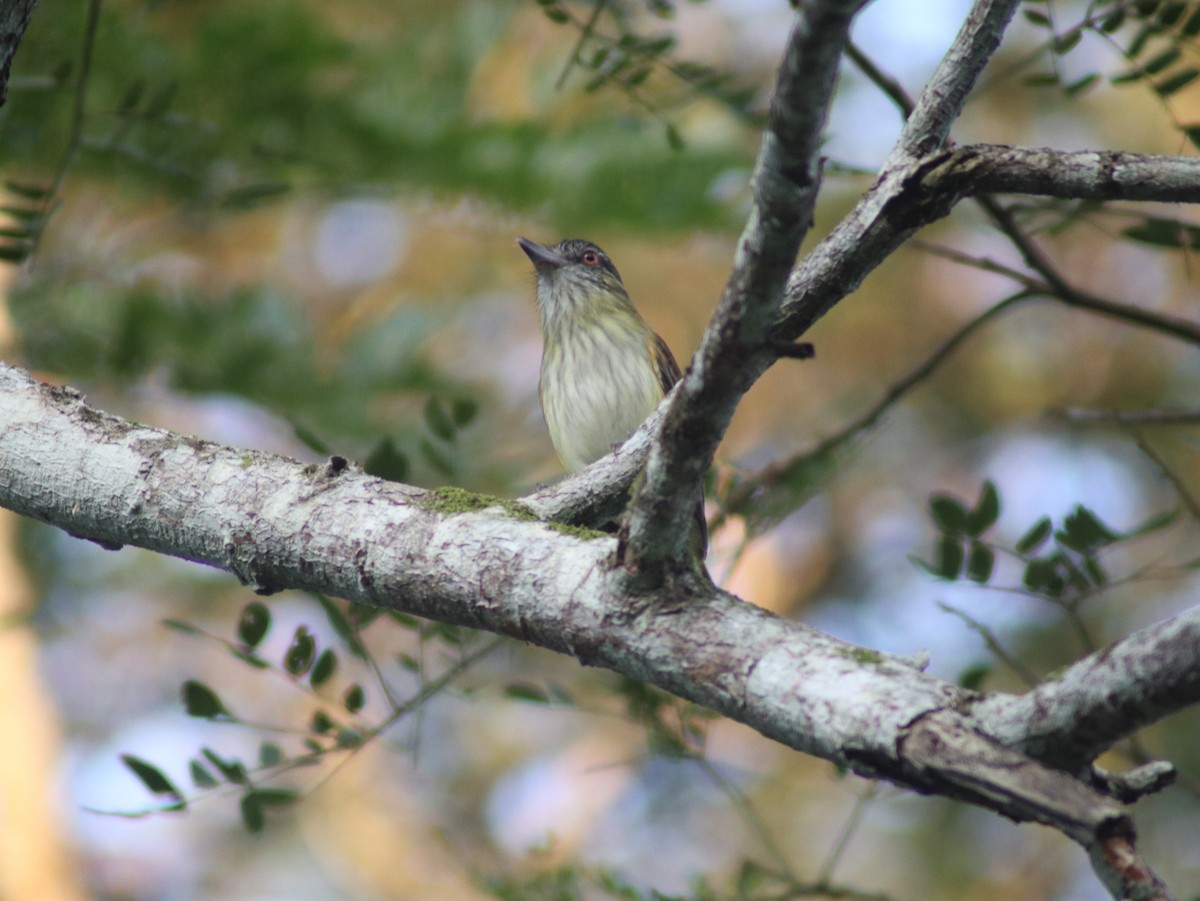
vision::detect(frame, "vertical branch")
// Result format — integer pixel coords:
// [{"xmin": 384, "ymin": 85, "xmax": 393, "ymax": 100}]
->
[{"xmin": 622, "ymin": 0, "xmax": 868, "ymax": 580}]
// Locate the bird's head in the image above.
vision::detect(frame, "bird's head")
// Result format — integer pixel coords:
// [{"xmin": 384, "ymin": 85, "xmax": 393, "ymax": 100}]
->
[{"xmin": 518, "ymin": 237, "xmax": 637, "ymax": 331}]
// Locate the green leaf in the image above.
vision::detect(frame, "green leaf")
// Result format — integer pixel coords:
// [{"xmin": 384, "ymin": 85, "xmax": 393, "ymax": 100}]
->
[
  {"xmin": 259, "ymin": 742, "xmax": 284, "ymax": 767},
  {"xmin": 1052, "ymin": 30, "xmax": 1082, "ymax": 53},
  {"xmin": 1100, "ymin": 9, "xmax": 1126, "ymax": 32},
  {"xmin": 966, "ymin": 543, "xmax": 995, "ymax": 583},
  {"xmin": 310, "ymin": 710, "xmax": 335, "ymax": 734},
  {"xmin": 451, "ymin": 397, "xmax": 478, "ymax": 427},
  {"xmin": 290, "ymin": 421, "xmax": 331, "ymax": 455},
  {"xmin": 3, "ymin": 180, "xmax": 50, "ymax": 200},
  {"xmin": 238, "ymin": 601, "xmax": 271, "ymax": 648},
  {"xmin": 1183, "ymin": 124, "xmax": 1200, "ymax": 150},
  {"xmin": 121, "ymin": 755, "xmax": 184, "ymax": 801},
  {"xmin": 1156, "ymin": 1, "xmax": 1186, "ymax": 27},
  {"xmin": 189, "ymin": 759, "xmax": 219, "ymax": 789},
  {"xmin": 929, "ymin": 494, "xmax": 970, "ymax": 536},
  {"xmin": 665, "ymin": 122, "xmax": 685, "ymax": 151},
  {"xmin": 542, "ymin": 6, "xmax": 569, "ymax": 24},
  {"xmin": 1141, "ymin": 47, "xmax": 1181, "ymax": 74},
  {"xmin": 967, "ymin": 480, "xmax": 1001, "ymax": 536},
  {"xmin": 935, "ymin": 535, "xmax": 965, "ymax": 579},
  {"xmin": 202, "ymin": 748, "xmax": 249, "ymax": 785},
  {"xmin": 1023, "ymin": 9, "xmax": 1051, "ymax": 25},
  {"xmin": 505, "ymin": 682, "xmax": 550, "ymax": 704},
  {"xmin": 1121, "ymin": 216, "xmax": 1200, "ymax": 249},
  {"xmin": 343, "ymin": 683, "xmax": 366, "ymax": 713},
  {"xmin": 0, "ymin": 243, "xmax": 32, "ymax": 263},
  {"xmin": 1064, "ymin": 72, "xmax": 1100, "ymax": 96},
  {"xmin": 240, "ymin": 793, "xmax": 265, "ymax": 833},
  {"xmin": 1083, "ymin": 555, "xmax": 1108, "ymax": 587},
  {"xmin": 182, "ymin": 680, "xmax": 231, "ymax": 719},
  {"xmin": 161, "ymin": 618, "xmax": 204, "ymax": 637},
  {"xmin": 1124, "ymin": 507, "xmax": 1178, "ymax": 538},
  {"xmin": 1016, "ymin": 516, "xmax": 1053, "ymax": 554},
  {"xmin": 1155, "ymin": 68, "xmax": 1199, "ymax": 95},
  {"xmin": 310, "ymin": 648, "xmax": 338, "ymax": 687},
  {"xmin": 957, "ymin": 663, "xmax": 991, "ymax": 691},
  {"xmin": 424, "ymin": 396, "xmax": 456, "ymax": 441},
  {"xmin": 1058, "ymin": 506, "xmax": 1119, "ymax": 553},
  {"xmin": 247, "ymin": 787, "xmax": 300, "ymax": 807},
  {"xmin": 314, "ymin": 593, "xmax": 367, "ymax": 658},
  {"xmin": 362, "ymin": 437, "xmax": 409, "ymax": 482},
  {"xmin": 284, "ymin": 626, "xmax": 316, "ymax": 676},
  {"xmin": 1184, "ymin": 6, "xmax": 1200, "ymax": 36},
  {"xmin": 219, "ymin": 181, "xmax": 290, "ymax": 210}
]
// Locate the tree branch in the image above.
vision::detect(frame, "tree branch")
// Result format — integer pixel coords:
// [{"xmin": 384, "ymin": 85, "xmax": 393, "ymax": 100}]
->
[
  {"xmin": 974, "ymin": 606, "xmax": 1200, "ymax": 770},
  {"xmin": 0, "ymin": 359, "xmax": 1192, "ymax": 896},
  {"xmin": 622, "ymin": 0, "xmax": 866, "ymax": 580}
]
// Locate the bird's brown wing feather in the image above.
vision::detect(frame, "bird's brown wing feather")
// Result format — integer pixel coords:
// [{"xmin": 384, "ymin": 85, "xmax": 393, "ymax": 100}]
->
[{"xmin": 652, "ymin": 332, "xmax": 683, "ymax": 395}]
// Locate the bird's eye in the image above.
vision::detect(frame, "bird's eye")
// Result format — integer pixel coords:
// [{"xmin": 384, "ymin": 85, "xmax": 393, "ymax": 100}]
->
[{"xmin": 581, "ymin": 250, "xmax": 600, "ymax": 266}]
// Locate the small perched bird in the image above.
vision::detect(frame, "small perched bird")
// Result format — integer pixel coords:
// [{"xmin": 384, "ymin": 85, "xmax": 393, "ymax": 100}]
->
[{"xmin": 518, "ymin": 236, "xmax": 707, "ymax": 558}]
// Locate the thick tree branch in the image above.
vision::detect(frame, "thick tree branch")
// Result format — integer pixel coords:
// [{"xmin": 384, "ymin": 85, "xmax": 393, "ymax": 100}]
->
[
  {"xmin": 0, "ymin": 0, "xmax": 38, "ymax": 108},
  {"xmin": 974, "ymin": 607, "xmax": 1200, "ymax": 771},
  {"xmin": 933, "ymin": 144, "xmax": 1200, "ymax": 204},
  {"xmin": 891, "ymin": 0, "xmax": 1021, "ymax": 160},
  {"xmin": 0, "ymin": 360, "xmax": 1193, "ymax": 897},
  {"xmin": 622, "ymin": 0, "xmax": 865, "ymax": 580}
]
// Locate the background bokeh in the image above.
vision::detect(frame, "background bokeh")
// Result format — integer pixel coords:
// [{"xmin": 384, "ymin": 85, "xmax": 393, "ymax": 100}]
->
[{"xmin": 2, "ymin": 1, "xmax": 1199, "ymax": 899}]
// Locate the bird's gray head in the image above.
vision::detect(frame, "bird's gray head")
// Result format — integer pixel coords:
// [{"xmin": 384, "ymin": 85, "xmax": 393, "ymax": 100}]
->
[{"xmin": 517, "ymin": 237, "xmax": 636, "ymax": 330}]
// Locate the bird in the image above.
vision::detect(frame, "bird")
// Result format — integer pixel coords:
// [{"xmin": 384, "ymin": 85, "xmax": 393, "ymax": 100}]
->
[{"xmin": 517, "ymin": 236, "xmax": 707, "ymax": 559}]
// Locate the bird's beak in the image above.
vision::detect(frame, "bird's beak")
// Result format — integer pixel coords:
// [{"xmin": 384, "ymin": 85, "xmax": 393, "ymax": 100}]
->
[{"xmin": 518, "ymin": 237, "xmax": 567, "ymax": 271}]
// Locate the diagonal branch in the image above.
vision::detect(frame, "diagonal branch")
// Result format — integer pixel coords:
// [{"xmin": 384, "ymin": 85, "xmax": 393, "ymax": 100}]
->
[
  {"xmin": 0, "ymin": 359, "xmax": 1189, "ymax": 898},
  {"xmin": 622, "ymin": 0, "xmax": 867, "ymax": 580},
  {"xmin": 975, "ymin": 606, "xmax": 1200, "ymax": 770}
]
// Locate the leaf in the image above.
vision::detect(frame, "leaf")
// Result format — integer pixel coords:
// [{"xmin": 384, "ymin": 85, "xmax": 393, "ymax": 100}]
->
[
  {"xmin": 957, "ymin": 663, "xmax": 991, "ymax": 691},
  {"xmin": 121, "ymin": 755, "xmax": 184, "ymax": 802},
  {"xmin": 310, "ymin": 648, "xmax": 337, "ymax": 687},
  {"xmin": 450, "ymin": 397, "xmax": 478, "ymax": 427},
  {"xmin": 259, "ymin": 742, "xmax": 284, "ymax": 767},
  {"xmin": 189, "ymin": 759, "xmax": 219, "ymax": 789},
  {"xmin": 967, "ymin": 480, "xmax": 1000, "ymax": 536},
  {"xmin": 505, "ymin": 682, "xmax": 550, "ymax": 704},
  {"xmin": 284, "ymin": 626, "xmax": 316, "ymax": 676},
  {"xmin": 1064, "ymin": 72, "xmax": 1100, "ymax": 96},
  {"xmin": 966, "ymin": 543, "xmax": 995, "ymax": 583},
  {"xmin": 202, "ymin": 747, "xmax": 248, "ymax": 785},
  {"xmin": 161, "ymin": 618, "xmax": 204, "ymax": 637},
  {"xmin": 935, "ymin": 535, "xmax": 964, "ymax": 579},
  {"xmin": 1016, "ymin": 516, "xmax": 1053, "ymax": 554},
  {"xmin": 0, "ymin": 242, "xmax": 31, "ymax": 263},
  {"xmin": 1182, "ymin": 124, "xmax": 1200, "ymax": 150},
  {"xmin": 314, "ymin": 593, "xmax": 367, "ymax": 658},
  {"xmin": 1023, "ymin": 9, "xmax": 1051, "ymax": 26},
  {"xmin": 423, "ymin": 396, "xmax": 456, "ymax": 441},
  {"xmin": 1154, "ymin": 68, "xmax": 1199, "ymax": 95},
  {"xmin": 310, "ymin": 710, "xmax": 335, "ymax": 734},
  {"xmin": 182, "ymin": 680, "xmax": 231, "ymax": 719},
  {"xmin": 665, "ymin": 122, "xmax": 685, "ymax": 151},
  {"xmin": 1121, "ymin": 216, "xmax": 1200, "ymax": 249},
  {"xmin": 929, "ymin": 494, "xmax": 970, "ymax": 536},
  {"xmin": 362, "ymin": 437, "xmax": 409, "ymax": 482},
  {"xmin": 238, "ymin": 601, "xmax": 271, "ymax": 648},
  {"xmin": 3, "ymin": 180, "xmax": 50, "ymax": 200},
  {"xmin": 1141, "ymin": 47, "xmax": 1181, "ymax": 75},
  {"xmin": 1052, "ymin": 30, "xmax": 1082, "ymax": 53},
  {"xmin": 1058, "ymin": 505, "xmax": 1119, "ymax": 553},
  {"xmin": 542, "ymin": 6, "xmax": 569, "ymax": 24},
  {"xmin": 240, "ymin": 793, "xmax": 265, "ymax": 833},
  {"xmin": 247, "ymin": 787, "xmax": 300, "ymax": 807},
  {"xmin": 290, "ymin": 421, "xmax": 331, "ymax": 455},
  {"xmin": 343, "ymin": 683, "xmax": 365, "ymax": 713},
  {"xmin": 219, "ymin": 181, "xmax": 290, "ymax": 210}
]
